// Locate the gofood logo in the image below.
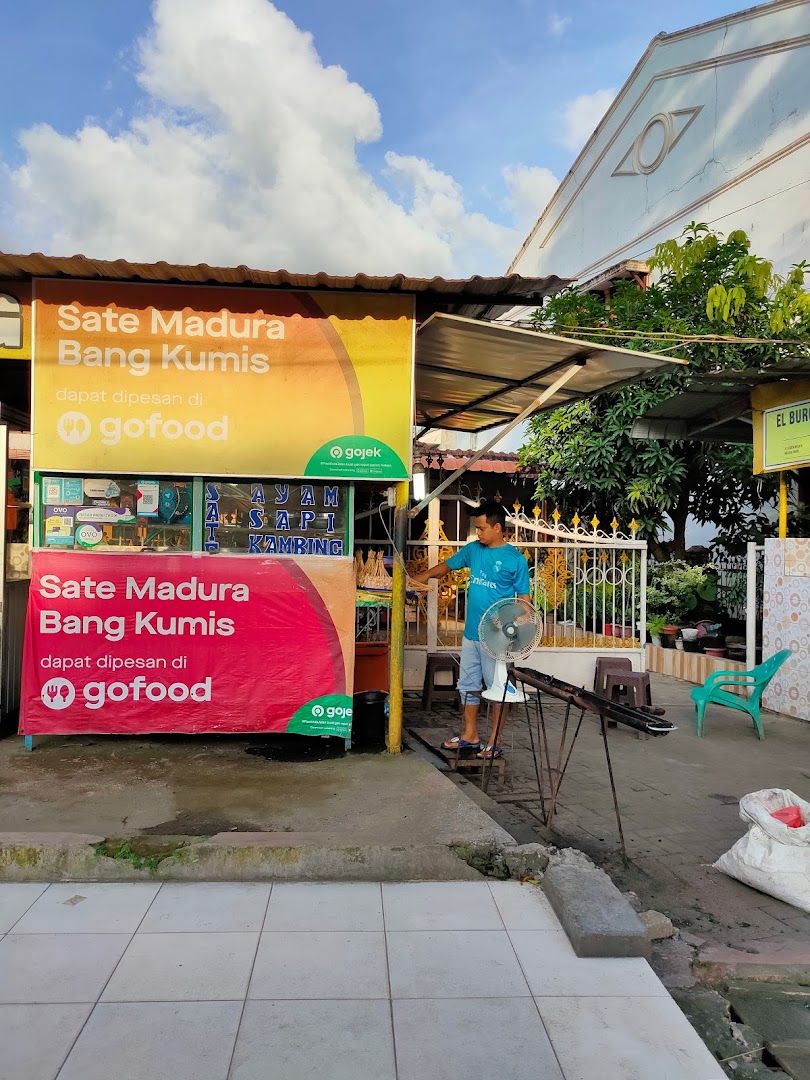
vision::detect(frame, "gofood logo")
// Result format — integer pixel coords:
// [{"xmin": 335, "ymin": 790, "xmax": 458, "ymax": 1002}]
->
[
  {"xmin": 57, "ymin": 412, "xmax": 92, "ymax": 445},
  {"xmin": 41, "ymin": 676, "xmax": 212, "ymax": 710}
]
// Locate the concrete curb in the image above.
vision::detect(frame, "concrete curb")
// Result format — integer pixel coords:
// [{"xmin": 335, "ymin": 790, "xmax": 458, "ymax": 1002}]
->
[
  {"xmin": 542, "ymin": 854, "xmax": 651, "ymax": 959},
  {"xmin": 695, "ymin": 943, "xmax": 810, "ymax": 987},
  {"xmin": 0, "ymin": 832, "xmax": 483, "ymax": 883}
]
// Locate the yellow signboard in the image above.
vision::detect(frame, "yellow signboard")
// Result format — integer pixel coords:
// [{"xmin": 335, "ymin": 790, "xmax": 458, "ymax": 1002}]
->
[
  {"xmin": 33, "ymin": 279, "xmax": 414, "ymax": 479},
  {"xmin": 752, "ymin": 381, "xmax": 810, "ymax": 474}
]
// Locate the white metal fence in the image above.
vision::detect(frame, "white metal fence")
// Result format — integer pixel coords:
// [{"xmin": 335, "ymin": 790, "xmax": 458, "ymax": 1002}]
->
[{"xmin": 354, "ymin": 495, "xmax": 647, "ymax": 660}]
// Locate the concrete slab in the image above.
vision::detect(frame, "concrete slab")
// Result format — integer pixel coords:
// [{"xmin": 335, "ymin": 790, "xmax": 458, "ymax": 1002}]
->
[
  {"xmin": 726, "ymin": 983, "xmax": 810, "ymax": 1043},
  {"xmin": 542, "ymin": 857, "xmax": 650, "ymax": 959},
  {"xmin": 0, "ymin": 734, "xmax": 519, "ymax": 881}
]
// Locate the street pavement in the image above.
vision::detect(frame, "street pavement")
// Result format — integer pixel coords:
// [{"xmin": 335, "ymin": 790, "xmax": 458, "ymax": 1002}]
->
[
  {"xmin": 0, "ymin": 880, "xmax": 723, "ymax": 1080},
  {"xmin": 409, "ymin": 672, "xmax": 810, "ymax": 951}
]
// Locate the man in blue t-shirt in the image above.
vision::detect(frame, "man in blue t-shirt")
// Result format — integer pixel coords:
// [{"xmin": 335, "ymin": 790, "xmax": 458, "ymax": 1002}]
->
[{"xmin": 412, "ymin": 501, "xmax": 531, "ymax": 759}]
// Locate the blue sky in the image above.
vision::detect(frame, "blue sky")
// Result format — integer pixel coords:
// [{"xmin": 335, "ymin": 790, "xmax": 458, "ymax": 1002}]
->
[{"xmin": 0, "ymin": 0, "xmax": 748, "ymax": 274}]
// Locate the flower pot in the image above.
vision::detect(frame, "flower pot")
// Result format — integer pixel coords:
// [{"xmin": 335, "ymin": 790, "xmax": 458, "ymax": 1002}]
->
[
  {"xmin": 683, "ymin": 640, "xmax": 702, "ymax": 653},
  {"xmin": 704, "ymin": 647, "xmax": 727, "ymax": 659},
  {"xmin": 675, "ymin": 640, "xmax": 684, "ymax": 651},
  {"xmin": 660, "ymin": 631, "xmax": 678, "ymax": 650},
  {"xmin": 702, "ymin": 636, "xmax": 725, "ymax": 651},
  {"xmin": 681, "ymin": 628, "xmax": 699, "ymax": 642},
  {"xmin": 651, "ymin": 635, "xmax": 662, "ymax": 648}
]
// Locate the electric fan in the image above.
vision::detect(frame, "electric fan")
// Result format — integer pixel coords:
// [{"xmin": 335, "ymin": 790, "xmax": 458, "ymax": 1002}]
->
[{"xmin": 479, "ymin": 597, "xmax": 543, "ymax": 703}]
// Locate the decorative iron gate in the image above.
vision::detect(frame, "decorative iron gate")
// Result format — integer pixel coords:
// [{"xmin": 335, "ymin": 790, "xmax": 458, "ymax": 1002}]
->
[{"xmin": 354, "ymin": 495, "xmax": 647, "ymax": 689}]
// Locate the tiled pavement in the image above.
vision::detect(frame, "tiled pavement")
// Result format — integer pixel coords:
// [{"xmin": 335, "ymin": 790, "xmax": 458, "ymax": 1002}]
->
[
  {"xmin": 408, "ymin": 672, "xmax": 810, "ymax": 949},
  {"xmin": 0, "ymin": 880, "xmax": 724, "ymax": 1080}
]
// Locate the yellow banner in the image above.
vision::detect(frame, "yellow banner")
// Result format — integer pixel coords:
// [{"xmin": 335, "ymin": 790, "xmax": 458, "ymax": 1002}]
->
[
  {"xmin": 752, "ymin": 381, "xmax": 810, "ymax": 473},
  {"xmin": 33, "ymin": 279, "xmax": 413, "ymax": 478}
]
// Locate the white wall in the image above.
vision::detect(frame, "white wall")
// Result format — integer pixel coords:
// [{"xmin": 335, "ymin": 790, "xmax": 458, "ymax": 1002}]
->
[{"xmin": 511, "ymin": 0, "xmax": 810, "ymax": 281}]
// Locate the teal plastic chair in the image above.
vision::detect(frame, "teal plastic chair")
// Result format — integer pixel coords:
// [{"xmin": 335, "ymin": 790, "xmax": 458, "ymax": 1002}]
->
[{"xmin": 690, "ymin": 648, "xmax": 792, "ymax": 739}]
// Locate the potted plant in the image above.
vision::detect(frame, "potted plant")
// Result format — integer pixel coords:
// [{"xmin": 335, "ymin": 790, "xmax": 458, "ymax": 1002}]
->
[
  {"xmin": 646, "ymin": 561, "xmax": 718, "ymax": 647},
  {"xmin": 646, "ymin": 615, "xmax": 667, "ymax": 648}
]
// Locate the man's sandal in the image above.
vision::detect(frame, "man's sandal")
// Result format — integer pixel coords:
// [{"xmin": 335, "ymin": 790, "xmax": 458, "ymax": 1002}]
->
[
  {"xmin": 476, "ymin": 745, "xmax": 503, "ymax": 759},
  {"xmin": 441, "ymin": 737, "xmax": 481, "ymax": 751}
]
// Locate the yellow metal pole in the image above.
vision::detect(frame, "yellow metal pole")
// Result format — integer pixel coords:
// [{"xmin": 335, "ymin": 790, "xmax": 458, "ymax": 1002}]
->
[
  {"xmin": 779, "ymin": 471, "xmax": 788, "ymax": 539},
  {"xmin": 388, "ymin": 479, "xmax": 410, "ymax": 754}
]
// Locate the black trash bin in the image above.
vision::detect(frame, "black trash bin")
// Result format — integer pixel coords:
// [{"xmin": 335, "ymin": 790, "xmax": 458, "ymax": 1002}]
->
[{"xmin": 352, "ymin": 690, "xmax": 388, "ymax": 750}]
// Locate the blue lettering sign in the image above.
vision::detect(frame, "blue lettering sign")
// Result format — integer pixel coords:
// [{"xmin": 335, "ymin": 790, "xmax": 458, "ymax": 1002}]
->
[
  {"xmin": 324, "ymin": 486, "xmax": 339, "ymax": 507},
  {"xmin": 248, "ymin": 535, "xmax": 263, "ymax": 554},
  {"xmin": 325, "ymin": 513, "xmax": 335, "ymax": 534},
  {"xmin": 278, "ymin": 536, "xmax": 293, "ymax": 554},
  {"xmin": 248, "ymin": 508, "xmax": 264, "ymax": 529},
  {"xmin": 251, "ymin": 484, "xmax": 265, "ymax": 505},
  {"xmin": 205, "ymin": 483, "xmax": 220, "ymax": 501},
  {"xmin": 276, "ymin": 510, "xmax": 290, "ymax": 530},
  {"xmin": 300, "ymin": 485, "xmax": 315, "ymax": 506},
  {"xmin": 328, "ymin": 540, "xmax": 344, "ymax": 555},
  {"xmin": 205, "ymin": 502, "xmax": 220, "ymax": 525},
  {"xmin": 300, "ymin": 511, "xmax": 316, "ymax": 531},
  {"xmin": 275, "ymin": 484, "xmax": 289, "ymax": 505},
  {"xmin": 264, "ymin": 536, "xmax": 277, "ymax": 554}
]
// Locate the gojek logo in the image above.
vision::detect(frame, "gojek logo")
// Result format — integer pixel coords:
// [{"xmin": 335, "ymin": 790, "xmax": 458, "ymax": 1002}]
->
[
  {"xmin": 305, "ymin": 435, "xmax": 407, "ymax": 479},
  {"xmin": 40, "ymin": 676, "xmax": 212, "ymax": 711},
  {"xmin": 41, "ymin": 677, "xmax": 76, "ymax": 710},
  {"xmin": 56, "ymin": 412, "xmax": 91, "ymax": 445}
]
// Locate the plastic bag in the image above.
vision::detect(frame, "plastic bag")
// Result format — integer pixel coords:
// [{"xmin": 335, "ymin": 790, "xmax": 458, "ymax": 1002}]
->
[
  {"xmin": 772, "ymin": 806, "xmax": 804, "ymax": 828},
  {"xmin": 714, "ymin": 788, "xmax": 810, "ymax": 913}
]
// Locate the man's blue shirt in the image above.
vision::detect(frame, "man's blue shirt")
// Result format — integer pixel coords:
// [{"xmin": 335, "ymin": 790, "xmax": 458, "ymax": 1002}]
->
[{"xmin": 445, "ymin": 542, "xmax": 531, "ymax": 641}]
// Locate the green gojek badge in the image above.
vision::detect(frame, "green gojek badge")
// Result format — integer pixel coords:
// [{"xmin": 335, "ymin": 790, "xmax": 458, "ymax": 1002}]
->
[
  {"xmin": 305, "ymin": 436, "xmax": 408, "ymax": 480},
  {"xmin": 286, "ymin": 694, "xmax": 354, "ymax": 738}
]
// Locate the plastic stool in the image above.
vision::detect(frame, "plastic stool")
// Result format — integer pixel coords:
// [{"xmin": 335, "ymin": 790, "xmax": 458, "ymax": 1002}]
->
[
  {"xmin": 594, "ymin": 655, "xmax": 633, "ymax": 695},
  {"xmin": 422, "ymin": 652, "xmax": 460, "ymax": 711},
  {"xmin": 604, "ymin": 670, "xmax": 653, "ymax": 740}
]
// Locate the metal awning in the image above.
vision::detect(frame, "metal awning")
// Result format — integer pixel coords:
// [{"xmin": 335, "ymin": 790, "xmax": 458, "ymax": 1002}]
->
[
  {"xmin": 415, "ymin": 313, "xmax": 686, "ymax": 433},
  {"xmin": 630, "ymin": 360, "xmax": 810, "ymax": 444}
]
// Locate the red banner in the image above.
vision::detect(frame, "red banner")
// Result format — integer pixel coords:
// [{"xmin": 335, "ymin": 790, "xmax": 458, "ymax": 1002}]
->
[{"xmin": 20, "ymin": 551, "xmax": 355, "ymax": 736}]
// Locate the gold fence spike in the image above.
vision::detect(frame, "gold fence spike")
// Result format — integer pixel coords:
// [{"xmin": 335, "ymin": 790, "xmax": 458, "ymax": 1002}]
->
[
  {"xmin": 610, "ymin": 517, "xmax": 619, "ymax": 533},
  {"xmin": 591, "ymin": 515, "xmax": 600, "ymax": 530},
  {"xmin": 629, "ymin": 518, "xmax": 638, "ymax": 532},
  {"xmin": 533, "ymin": 504, "xmax": 541, "ymax": 518},
  {"xmin": 513, "ymin": 501, "xmax": 522, "ymax": 514},
  {"xmin": 571, "ymin": 512, "xmax": 580, "ymax": 528},
  {"xmin": 552, "ymin": 508, "xmax": 561, "ymax": 523}
]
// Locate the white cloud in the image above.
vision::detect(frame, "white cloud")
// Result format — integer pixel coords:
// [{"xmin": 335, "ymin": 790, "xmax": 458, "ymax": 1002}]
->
[
  {"xmin": 558, "ymin": 88, "xmax": 616, "ymax": 154},
  {"xmin": 547, "ymin": 13, "xmax": 571, "ymax": 39},
  {"xmin": 502, "ymin": 165, "xmax": 559, "ymax": 232},
  {"xmin": 2, "ymin": 0, "xmax": 557, "ymax": 277}
]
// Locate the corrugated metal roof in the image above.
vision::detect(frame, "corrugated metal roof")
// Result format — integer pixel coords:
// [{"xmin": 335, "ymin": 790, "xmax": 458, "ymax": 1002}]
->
[
  {"xmin": 415, "ymin": 312, "xmax": 687, "ymax": 433},
  {"xmin": 0, "ymin": 251, "xmax": 567, "ymax": 306},
  {"xmin": 630, "ymin": 360, "xmax": 810, "ymax": 443}
]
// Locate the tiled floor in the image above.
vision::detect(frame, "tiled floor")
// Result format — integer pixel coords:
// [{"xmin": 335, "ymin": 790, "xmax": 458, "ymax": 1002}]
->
[{"xmin": 0, "ymin": 880, "xmax": 724, "ymax": 1080}]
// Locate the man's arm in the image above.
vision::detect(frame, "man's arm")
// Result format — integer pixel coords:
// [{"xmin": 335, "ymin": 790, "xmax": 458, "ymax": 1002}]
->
[
  {"xmin": 517, "ymin": 593, "xmax": 530, "ymax": 603},
  {"xmin": 410, "ymin": 561, "xmax": 451, "ymax": 586}
]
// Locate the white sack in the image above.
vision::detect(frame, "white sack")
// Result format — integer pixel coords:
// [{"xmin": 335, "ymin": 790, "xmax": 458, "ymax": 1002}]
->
[{"xmin": 714, "ymin": 788, "xmax": 810, "ymax": 913}]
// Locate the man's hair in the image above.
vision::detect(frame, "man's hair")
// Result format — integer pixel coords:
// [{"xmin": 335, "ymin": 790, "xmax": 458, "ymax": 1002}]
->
[{"xmin": 473, "ymin": 501, "xmax": 506, "ymax": 531}]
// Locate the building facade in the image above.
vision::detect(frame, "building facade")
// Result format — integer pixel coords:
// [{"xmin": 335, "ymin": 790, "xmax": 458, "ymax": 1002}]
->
[{"xmin": 510, "ymin": 0, "xmax": 810, "ymax": 282}]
